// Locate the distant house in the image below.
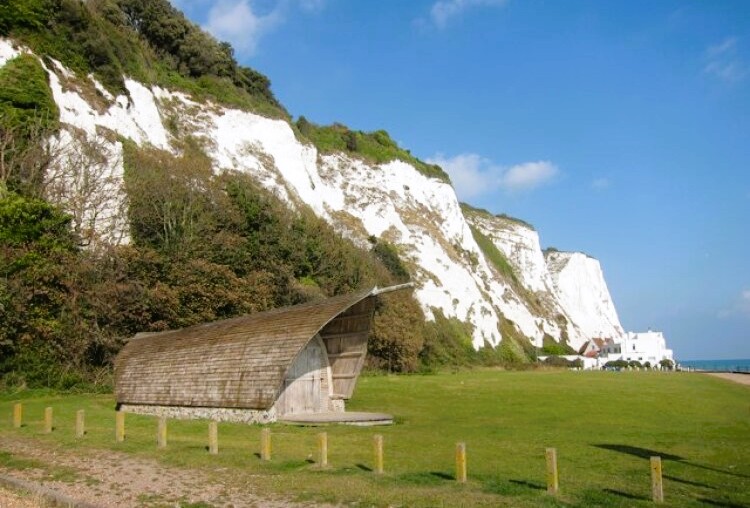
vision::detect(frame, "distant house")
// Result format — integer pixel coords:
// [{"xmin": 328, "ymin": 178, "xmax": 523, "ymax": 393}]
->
[
  {"xmin": 114, "ymin": 285, "xmax": 410, "ymax": 424},
  {"xmin": 598, "ymin": 330, "xmax": 674, "ymax": 366},
  {"xmin": 548, "ymin": 331, "xmax": 674, "ymax": 370},
  {"xmin": 578, "ymin": 337, "xmax": 607, "ymax": 358},
  {"xmin": 599, "ymin": 338, "xmax": 621, "ymax": 357}
]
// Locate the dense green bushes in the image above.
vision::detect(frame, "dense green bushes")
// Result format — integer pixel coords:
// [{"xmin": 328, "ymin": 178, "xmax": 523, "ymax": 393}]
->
[
  {"xmin": 0, "ymin": 0, "xmax": 285, "ymax": 116},
  {"xmin": 0, "ymin": 54, "xmax": 58, "ymax": 131},
  {"xmin": 540, "ymin": 334, "xmax": 576, "ymax": 355},
  {"xmin": 0, "ymin": 54, "xmax": 59, "ymax": 194},
  {"xmin": 542, "ymin": 356, "xmax": 583, "ymax": 369},
  {"xmin": 295, "ymin": 117, "xmax": 449, "ymax": 182},
  {"xmin": 417, "ymin": 310, "xmax": 535, "ymax": 370},
  {"xmin": 370, "ymin": 238, "xmax": 410, "ymax": 283},
  {"xmin": 0, "ymin": 188, "xmax": 99, "ymax": 389},
  {"xmin": 469, "ymin": 225, "xmax": 517, "ymax": 283}
]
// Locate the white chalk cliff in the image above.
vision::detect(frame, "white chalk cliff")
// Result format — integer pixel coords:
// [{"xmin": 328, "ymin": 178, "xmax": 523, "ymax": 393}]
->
[
  {"xmin": 545, "ymin": 251, "xmax": 625, "ymax": 342},
  {"xmin": 0, "ymin": 37, "xmax": 626, "ymax": 351}
]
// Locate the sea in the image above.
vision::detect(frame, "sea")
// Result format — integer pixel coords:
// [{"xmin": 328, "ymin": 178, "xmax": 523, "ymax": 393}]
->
[{"xmin": 679, "ymin": 359, "xmax": 750, "ymax": 373}]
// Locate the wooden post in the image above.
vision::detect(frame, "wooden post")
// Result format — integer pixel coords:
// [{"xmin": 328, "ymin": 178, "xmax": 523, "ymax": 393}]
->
[
  {"xmin": 546, "ymin": 448, "xmax": 559, "ymax": 495},
  {"xmin": 650, "ymin": 456, "xmax": 664, "ymax": 503},
  {"xmin": 12, "ymin": 403, "xmax": 22, "ymax": 428},
  {"xmin": 373, "ymin": 434, "xmax": 384, "ymax": 474},
  {"xmin": 318, "ymin": 432, "xmax": 328, "ymax": 468},
  {"xmin": 455, "ymin": 442, "xmax": 467, "ymax": 483},
  {"xmin": 75, "ymin": 410, "xmax": 85, "ymax": 438},
  {"xmin": 260, "ymin": 428, "xmax": 271, "ymax": 461},
  {"xmin": 208, "ymin": 421, "xmax": 218, "ymax": 455},
  {"xmin": 157, "ymin": 417, "xmax": 167, "ymax": 448},
  {"xmin": 115, "ymin": 411, "xmax": 125, "ymax": 442},
  {"xmin": 43, "ymin": 407, "xmax": 53, "ymax": 434}
]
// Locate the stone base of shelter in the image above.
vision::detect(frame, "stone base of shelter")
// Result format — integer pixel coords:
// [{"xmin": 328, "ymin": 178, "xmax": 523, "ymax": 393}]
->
[
  {"xmin": 119, "ymin": 404, "xmax": 277, "ymax": 424},
  {"xmin": 279, "ymin": 411, "xmax": 393, "ymax": 426}
]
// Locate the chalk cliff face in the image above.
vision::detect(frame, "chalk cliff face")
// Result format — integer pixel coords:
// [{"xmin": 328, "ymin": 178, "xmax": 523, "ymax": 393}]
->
[
  {"xmin": 463, "ymin": 210, "xmax": 626, "ymax": 350},
  {"xmin": 0, "ymin": 37, "xmax": 626, "ymax": 351},
  {"xmin": 545, "ymin": 251, "xmax": 625, "ymax": 342}
]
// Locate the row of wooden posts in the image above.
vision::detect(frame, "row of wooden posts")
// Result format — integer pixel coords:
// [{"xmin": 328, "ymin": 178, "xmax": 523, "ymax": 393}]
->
[{"xmin": 10, "ymin": 403, "xmax": 665, "ymax": 503}]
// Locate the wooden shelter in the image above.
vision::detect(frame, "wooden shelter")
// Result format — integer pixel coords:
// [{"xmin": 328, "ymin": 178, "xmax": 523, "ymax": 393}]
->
[{"xmin": 114, "ymin": 285, "xmax": 409, "ymax": 424}]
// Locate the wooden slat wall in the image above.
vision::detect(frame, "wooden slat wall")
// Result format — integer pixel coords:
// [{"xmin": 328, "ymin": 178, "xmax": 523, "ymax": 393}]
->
[
  {"xmin": 320, "ymin": 298, "xmax": 376, "ymax": 399},
  {"xmin": 115, "ymin": 289, "xmax": 376, "ymax": 410}
]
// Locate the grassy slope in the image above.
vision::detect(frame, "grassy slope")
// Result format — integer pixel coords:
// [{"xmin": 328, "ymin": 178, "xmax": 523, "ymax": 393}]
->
[
  {"xmin": 295, "ymin": 120, "xmax": 450, "ymax": 183},
  {"xmin": 1, "ymin": 371, "xmax": 748, "ymax": 507}
]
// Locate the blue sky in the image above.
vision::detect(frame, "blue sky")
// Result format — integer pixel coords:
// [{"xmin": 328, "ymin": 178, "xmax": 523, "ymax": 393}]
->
[{"xmin": 172, "ymin": 0, "xmax": 750, "ymax": 360}]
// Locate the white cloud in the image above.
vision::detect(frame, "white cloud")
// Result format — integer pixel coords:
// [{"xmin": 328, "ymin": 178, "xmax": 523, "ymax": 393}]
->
[
  {"xmin": 427, "ymin": 153, "xmax": 558, "ymax": 199},
  {"xmin": 427, "ymin": 0, "xmax": 507, "ymax": 29},
  {"xmin": 592, "ymin": 177, "xmax": 611, "ymax": 190},
  {"xmin": 501, "ymin": 161, "xmax": 558, "ymax": 191},
  {"xmin": 703, "ymin": 37, "xmax": 747, "ymax": 83},
  {"xmin": 204, "ymin": 0, "xmax": 282, "ymax": 55},
  {"xmin": 718, "ymin": 289, "xmax": 750, "ymax": 318},
  {"xmin": 428, "ymin": 153, "xmax": 498, "ymax": 199}
]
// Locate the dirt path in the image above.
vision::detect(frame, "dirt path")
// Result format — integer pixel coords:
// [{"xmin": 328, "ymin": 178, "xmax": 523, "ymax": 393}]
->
[
  {"xmin": 0, "ymin": 435, "xmax": 330, "ymax": 507},
  {"xmin": 706, "ymin": 372, "xmax": 750, "ymax": 386}
]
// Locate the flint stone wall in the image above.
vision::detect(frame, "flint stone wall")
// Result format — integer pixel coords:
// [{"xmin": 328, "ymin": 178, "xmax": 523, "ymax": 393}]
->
[{"xmin": 120, "ymin": 404, "xmax": 277, "ymax": 424}]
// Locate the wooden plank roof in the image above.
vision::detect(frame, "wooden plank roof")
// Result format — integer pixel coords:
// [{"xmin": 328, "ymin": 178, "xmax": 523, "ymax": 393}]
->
[{"xmin": 114, "ymin": 287, "xmax": 394, "ymax": 410}]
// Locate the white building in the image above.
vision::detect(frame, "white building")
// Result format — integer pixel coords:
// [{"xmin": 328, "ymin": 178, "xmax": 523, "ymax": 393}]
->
[{"xmin": 599, "ymin": 330, "xmax": 674, "ymax": 366}]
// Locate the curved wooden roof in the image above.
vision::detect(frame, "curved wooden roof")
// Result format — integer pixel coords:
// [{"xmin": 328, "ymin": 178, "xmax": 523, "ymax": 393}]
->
[{"xmin": 115, "ymin": 287, "xmax": 385, "ymax": 410}]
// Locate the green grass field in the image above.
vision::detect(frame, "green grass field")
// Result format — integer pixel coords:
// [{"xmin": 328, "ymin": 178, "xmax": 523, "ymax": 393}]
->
[{"xmin": 1, "ymin": 370, "xmax": 748, "ymax": 507}]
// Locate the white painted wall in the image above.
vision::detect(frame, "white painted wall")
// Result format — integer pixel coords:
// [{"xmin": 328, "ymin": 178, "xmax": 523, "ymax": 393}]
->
[{"xmin": 600, "ymin": 331, "xmax": 674, "ymax": 365}]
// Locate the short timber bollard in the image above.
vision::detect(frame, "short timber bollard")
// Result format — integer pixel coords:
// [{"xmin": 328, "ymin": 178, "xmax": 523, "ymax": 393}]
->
[
  {"xmin": 455, "ymin": 442, "xmax": 467, "ymax": 483},
  {"xmin": 260, "ymin": 428, "xmax": 271, "ymax": 461},
  {"xmin": 208, "ymin": 421, "xmax": 218, "ymax": 455},
  {"xmin": 545, "ymin": 448, "xmax": 559, "ymax": 495},
  {"xmin": 157, "ymin": 417, "xmax": 167, "ymax": 448},
  {"xmin": 115, "ymin": 411, "xmax": 125, "ymax": 442},
  {"xmin": 44, "ymin": 407, "xmax": 53, "ymax": 434},
  {"xmin": 373, "ymin": 434, "xmax": 384, "ymax": 474},
  {"xmin": 318, "ymin": 432, "xmax": 328, "ymax": 468},
  {"xmin": 75, "ymin": 410, "xmax": 85, "ymax": 438},
  {"xmin": 651, "ymin": 456, "xmax": 664, "ymax": 503},
  {"xmin": 12, "ymin": 403, "xmax": 22, "ymax": 428}
]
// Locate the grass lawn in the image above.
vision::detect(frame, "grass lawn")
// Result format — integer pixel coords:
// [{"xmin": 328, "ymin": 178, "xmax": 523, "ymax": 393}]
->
[{"xmin": 1, "ymin": 370, "xmax": 748, "ymax": 507}]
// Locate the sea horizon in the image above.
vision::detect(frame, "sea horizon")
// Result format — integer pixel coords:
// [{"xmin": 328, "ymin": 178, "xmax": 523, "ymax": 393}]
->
[{"xmin": 678, "ymin": 358, "xmax": 750, "ymax": 372}]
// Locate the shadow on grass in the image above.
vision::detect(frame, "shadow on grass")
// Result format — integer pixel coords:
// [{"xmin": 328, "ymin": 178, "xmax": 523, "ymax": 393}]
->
[
  {"xmin": 664, "ymin": 474, "xmax": 714, "ymax": 489},
  {"xmin": 396, "ymin": 471, "xmax": 453, "ymax": 485},
  {"xmin": 593, "ymin": 444, "xmax": 683, "ymax": 461},
  {"xmin": 602, "ymin": 488, "xmax": 649, "ymax": 501},
  {"xmin": 478, "ymin": 477, "xmax": 544, "ymax": 496},
  {"xmin": 509, "ymin": 479, "xmax": 545, "ymax": 491},
  {"xmin": 593, "ymin": 444, "xmax": 749, "ymax": 480},
  {"xmin": 698, "ymin": 498, "xmax": 749, "ymax": 508},
  {"xmin": 687, "ymin": 462, "xmax": 749, "ymax": 479},
  {"xmin": 264, "ymin": 459, "xmax": 310, "ymax": 472},
  {"xmin": 355, "ymin": 463, "xmax": 372, "ymax": 472}
]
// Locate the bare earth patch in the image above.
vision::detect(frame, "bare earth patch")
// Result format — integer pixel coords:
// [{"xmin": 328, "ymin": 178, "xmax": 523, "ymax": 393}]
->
[
  {"xmin": 0, "ymin": 436, "xmax": 330, "ymax": 507},
  {"xmin": 0, "ymin": 484, "xmax": 47, "ymax": 508},
  {"xmin": 706, "ymin": 372, "xmax": 750, "ymax": 386}
]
